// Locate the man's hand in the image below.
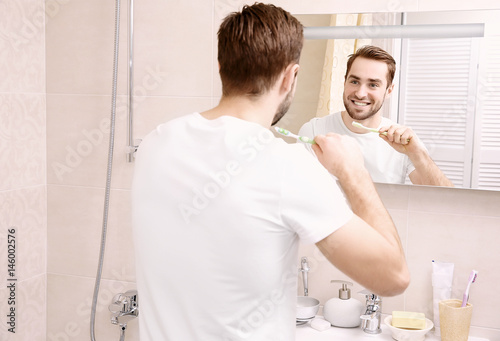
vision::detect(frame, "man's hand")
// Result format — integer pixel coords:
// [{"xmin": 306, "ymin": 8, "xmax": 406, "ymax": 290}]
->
[
  {"xmin": 379, "ymin": 124, "xmax": 453, "ymax": 187},
  {"xmin": 312, "ymin": 133, "xmax": 367, "ymax": 180},
  {"xmin": 378, "ymin": 124, "xmax": 425, "ymax": 155}
]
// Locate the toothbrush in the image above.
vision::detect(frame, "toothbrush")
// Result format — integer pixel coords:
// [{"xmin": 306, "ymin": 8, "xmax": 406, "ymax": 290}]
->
[
  {"xmin": 352, "ymin": 121, "xmax": 388, "ymax": 136},
  {"xmin": 274, "ymin": 127, "xmax": 316, "ymax": 144},
  {"xmin": 461, "ymin": 270, "xmax": 478, "ymax": 307}
]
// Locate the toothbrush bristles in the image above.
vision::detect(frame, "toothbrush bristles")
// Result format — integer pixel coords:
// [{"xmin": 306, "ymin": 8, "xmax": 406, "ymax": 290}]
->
[
  {"xmin": 274, "ymin": 126, "xmax": 290, "ymax": 135},
  {"xmin": 274, "ymin": 126, "xmax": 316, "ymax": 144},
  {"xmin": 461, "ymin": 270, "xmax": 478, "ymax": 307}
]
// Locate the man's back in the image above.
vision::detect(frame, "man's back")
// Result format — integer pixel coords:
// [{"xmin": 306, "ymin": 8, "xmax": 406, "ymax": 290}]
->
[{"xmin": 131, "ymin": 113, "xmax": 352, "ymax": 340}]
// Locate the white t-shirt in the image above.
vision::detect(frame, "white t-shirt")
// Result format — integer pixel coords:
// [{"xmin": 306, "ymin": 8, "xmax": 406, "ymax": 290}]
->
[
  {"xmin": 131, "ymin": 113, "xmax": 353, "ymax": 341},
  {"xmin": 299, "ymin": 112, "xmax": 415, "ymax": 184}
]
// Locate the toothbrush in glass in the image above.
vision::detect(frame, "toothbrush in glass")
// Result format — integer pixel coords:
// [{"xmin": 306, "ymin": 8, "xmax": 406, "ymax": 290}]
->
[
  {"xmin": 461, "ymin": 270, "xmax": 478, "ymax": 307},
  {"xmin": 274, "ymin": 127, "xmax": 316, "ymax": 144},
  {"xmin": 352, "ymin": 121, "xmax": 388, "ymax": 136}
]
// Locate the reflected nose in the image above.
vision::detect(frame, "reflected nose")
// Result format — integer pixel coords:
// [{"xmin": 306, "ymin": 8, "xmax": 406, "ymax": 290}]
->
[{"xmin": 354, "ymin": 84, "xmax": 368, "ymax": 99}]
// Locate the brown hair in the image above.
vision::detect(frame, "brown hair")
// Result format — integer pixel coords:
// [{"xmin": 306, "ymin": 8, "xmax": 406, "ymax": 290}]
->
[
  {"xmin": 345, "ymin": 45, "xmax": 396, "ymax": 88},
  {"xmin": 217, "ymin": 3, "xmax": 304, "ymax": 97}
]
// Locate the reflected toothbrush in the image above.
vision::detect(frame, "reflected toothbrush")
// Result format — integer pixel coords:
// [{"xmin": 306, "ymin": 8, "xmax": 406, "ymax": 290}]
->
[
  {"xmin": 274, "ymin": 127, "xmax": 316, "ymax": 144},
  {"xmin": 352, "ymin": 121, "xmax": 388, "ymax": 136},
  {"xmin": 461, "ymin": 270, "xmax": 478, "ymax": 307}
]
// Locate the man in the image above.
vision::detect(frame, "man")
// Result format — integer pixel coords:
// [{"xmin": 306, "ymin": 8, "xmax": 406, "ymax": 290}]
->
[
  {"xmin": 299, "ymin": 45, "xmax": 453, "ymax": 186},
  {"xmin": 132, "ymin": 4, "xmax": 409, "ymax": 341}
]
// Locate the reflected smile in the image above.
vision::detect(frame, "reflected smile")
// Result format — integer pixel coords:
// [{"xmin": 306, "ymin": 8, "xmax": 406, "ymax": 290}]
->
[{"xmin": 351, "ymin": 99, "xmax": 370, "ymax": 107}]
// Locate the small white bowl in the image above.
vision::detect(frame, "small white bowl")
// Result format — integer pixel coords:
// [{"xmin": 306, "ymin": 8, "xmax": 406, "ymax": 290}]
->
[
  {"xmin": 384, "ymin": 316, "xmax": 434, "ymax": 341},
  {"xmin": 296, "ymin": 296, "xmax": 320, "ymax": 320}
]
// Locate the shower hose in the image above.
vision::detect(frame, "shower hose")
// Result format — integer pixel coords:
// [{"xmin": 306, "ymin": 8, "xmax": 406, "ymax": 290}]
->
[{"xmin": 90, "ymin": 0, "xmax": 121, "ymax": 339}]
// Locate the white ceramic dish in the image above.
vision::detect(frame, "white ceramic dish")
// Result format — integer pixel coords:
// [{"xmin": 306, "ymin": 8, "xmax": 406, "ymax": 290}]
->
[
  {"xmin": 296, "ymin": 316, "xmax": 314, "ymax": 325},
  {"xmin": 384, "ymin": 315, "xmax": 434, "ymax": 341},
  {"xmin": 296, "ymin": 296, "xmax": 320, "ymax": 319}
]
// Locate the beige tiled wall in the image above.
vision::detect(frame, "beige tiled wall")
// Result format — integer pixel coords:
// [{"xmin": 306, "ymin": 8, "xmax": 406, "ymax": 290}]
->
[
  {"xmin": 0, "ymin": 0, "xmax": 47, "ymax": 340},
  {"xmin": 1, "ymin": 0, "xmax": 498, "ymax": 340}
]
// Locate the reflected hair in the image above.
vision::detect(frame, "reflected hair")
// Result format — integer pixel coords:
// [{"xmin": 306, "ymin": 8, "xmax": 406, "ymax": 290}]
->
[
  {"xmin": 217, "ymin": 3, "xmax": 304, "ymax": 97},
  {"xmin": 345, "ymin": 45, "xmax": 396, "ymax": 88}
]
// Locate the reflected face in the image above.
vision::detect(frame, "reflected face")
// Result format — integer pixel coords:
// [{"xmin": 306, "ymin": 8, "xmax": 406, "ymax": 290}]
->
[{"xmin": 343, "ymin": 57, "xmax": 393, "ymax": 121}]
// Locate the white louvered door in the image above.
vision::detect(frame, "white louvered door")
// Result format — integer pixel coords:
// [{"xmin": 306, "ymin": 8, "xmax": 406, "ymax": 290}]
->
[
  {"xmin": 398, "ymin": 37, "xmax": 480, "ymax": 188},
  {"xmin": 472, "ymin": 36, "xmax": 500, "ymax": 190}
]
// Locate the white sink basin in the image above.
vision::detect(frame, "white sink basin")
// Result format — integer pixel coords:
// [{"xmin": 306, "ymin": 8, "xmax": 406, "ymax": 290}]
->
[
  {"xmin": 296, "ymin": 317, "xmax": 394, "ymax": 341},
  {"xmin": 296, "ymin": 316, "xmax": 490, "ymax": 341}
]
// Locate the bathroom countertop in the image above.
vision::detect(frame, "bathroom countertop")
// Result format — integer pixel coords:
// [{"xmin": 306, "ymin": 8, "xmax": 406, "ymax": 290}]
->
[{"xmin": 296, "ymin": 316, "xmax": 490, "ymax": 341}]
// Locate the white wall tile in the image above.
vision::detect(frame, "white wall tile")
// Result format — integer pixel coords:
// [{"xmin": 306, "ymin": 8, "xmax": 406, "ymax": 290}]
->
[
  {"xmin": 9, "ymin": 186, "xmax": 47, "ymax": 281},
  {"xmin": 46, "ymin": 94, "xmax": 127, "ymax": 187},
  {"xmin": 0, "ymin": 94, "xmax": 13, "ymax": 191},
  {"xmin": 409, "ymin": 185, "xmax": 500, "ymax": 217},
  {"xmin": 45, "ymin": 0, "xmax": 128, "ymax": 96},
  {"xmin": 269, "ymin": 0, "xmax": 418, "ymax": 15},
  {"xmin": 10, "ymin": 94, "xmax": 46, "ymax": 189},
  {"xmin": 48, "ymin": 185, "xmax": 136, "ymax": 282},
  {"xmin": 0, "ymin": 93, "xmax": 46, "ymax": 190},
  {"xmin": 418, "ymin": 0, "xmax": 500, "ymax": 12},
  {"xmin": 133, "ymin": 0, "xmax": 213, "ymax": 97},
  {"xmin": 0, "ymin": 0, "xmax": 46, "ymax": 94}
]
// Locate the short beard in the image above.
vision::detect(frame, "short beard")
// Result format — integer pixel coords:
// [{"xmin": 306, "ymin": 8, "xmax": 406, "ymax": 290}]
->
[
  {"xmin": 343, "ymin": 96, "xmax": 384, "ymax": 121},
  {"xmin": 272, "ymin": 88, "xmax": 294, "ymax": 126}
]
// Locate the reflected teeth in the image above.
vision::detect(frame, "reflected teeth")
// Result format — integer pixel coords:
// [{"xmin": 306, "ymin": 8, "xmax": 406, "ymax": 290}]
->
[{"xmin": 354, "ymin": 101, "xmax": 369, "ymax": 106}]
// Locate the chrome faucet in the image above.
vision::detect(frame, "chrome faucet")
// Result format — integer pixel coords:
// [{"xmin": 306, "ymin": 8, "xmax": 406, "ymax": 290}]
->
[
  {"xmin": 109, "ymin": 289, "xmax": 139, "ymax": 327},
  {"xmin": 299, "ymin": 257, "xmax": 310, "ymax": 296},
  {"xmin": 360, "ymin": 292, "xmax": 382, "ymax": 334}
]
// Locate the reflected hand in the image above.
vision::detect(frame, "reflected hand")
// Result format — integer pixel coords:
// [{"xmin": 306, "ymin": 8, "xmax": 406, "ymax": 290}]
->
[
  {"xmin": 378, "ymin": 124, "xmax": 424, "ymax": 155},
  {"xmin": 379, "ymin": 124, "xmax": 453, "ymax": 187}
]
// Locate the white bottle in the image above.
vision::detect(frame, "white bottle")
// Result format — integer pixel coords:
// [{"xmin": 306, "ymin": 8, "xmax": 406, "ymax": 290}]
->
[{"xmin": 323, "ymin": 280, "xmax": 364, "ymax": 328}]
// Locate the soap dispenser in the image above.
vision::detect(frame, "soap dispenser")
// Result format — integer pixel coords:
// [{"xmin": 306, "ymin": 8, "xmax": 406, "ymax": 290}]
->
[{"xmin": 323, "ymin": 280, "xmax": 364, "ymax": 328}]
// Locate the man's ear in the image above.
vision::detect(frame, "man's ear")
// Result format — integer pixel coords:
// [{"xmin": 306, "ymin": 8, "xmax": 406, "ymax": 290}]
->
[
  {"xmin": 282, "ymin": 63, "xmax": 300, "ymax": 92},
  {"xmin": 386, "ymin": 83, "xmax": 395, "ymax": 97}
]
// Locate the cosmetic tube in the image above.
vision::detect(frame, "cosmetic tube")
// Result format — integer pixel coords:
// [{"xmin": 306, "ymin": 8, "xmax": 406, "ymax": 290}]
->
[{"xmin": 432, "ymin": 260, "xmax": 454, "ymax": 336}]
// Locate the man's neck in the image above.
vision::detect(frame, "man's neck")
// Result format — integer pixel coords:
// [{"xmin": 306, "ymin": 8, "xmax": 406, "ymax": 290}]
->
[{"xmin": 201, "ymin": 95, "xmax": 277, "ymax": 128}]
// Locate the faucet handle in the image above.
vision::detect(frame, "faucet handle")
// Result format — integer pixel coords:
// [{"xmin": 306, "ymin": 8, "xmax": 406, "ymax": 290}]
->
[
  {"xmin": 367, "ymin": 293, "xmax": 382, "ymax": 303},
  {"xmin": 358, "ymin": 290, "xmax": 382, "ymax": 304}
]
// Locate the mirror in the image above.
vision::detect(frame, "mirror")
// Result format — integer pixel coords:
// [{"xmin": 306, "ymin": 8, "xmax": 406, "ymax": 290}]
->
[{"xmin": 280, "ymin": 10, "xmax": 500, "ymax": 191}]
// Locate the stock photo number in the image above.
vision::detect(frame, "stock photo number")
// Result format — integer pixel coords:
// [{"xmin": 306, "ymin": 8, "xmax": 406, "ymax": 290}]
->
[{"xmin": 7, "ymin": 227, "xmax": 16, "ymax": 333}]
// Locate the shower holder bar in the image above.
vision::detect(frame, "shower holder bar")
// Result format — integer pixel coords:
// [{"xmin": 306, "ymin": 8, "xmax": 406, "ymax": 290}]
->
[{"xmin": 126, "ymin": 139, "xmax": 142, "ymax": 162}]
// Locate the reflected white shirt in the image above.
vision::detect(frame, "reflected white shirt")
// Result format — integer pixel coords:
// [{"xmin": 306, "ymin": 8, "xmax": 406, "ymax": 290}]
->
[{"xmin": 299, "ymin": 112, "xmax": 414, "ymax": 184}]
